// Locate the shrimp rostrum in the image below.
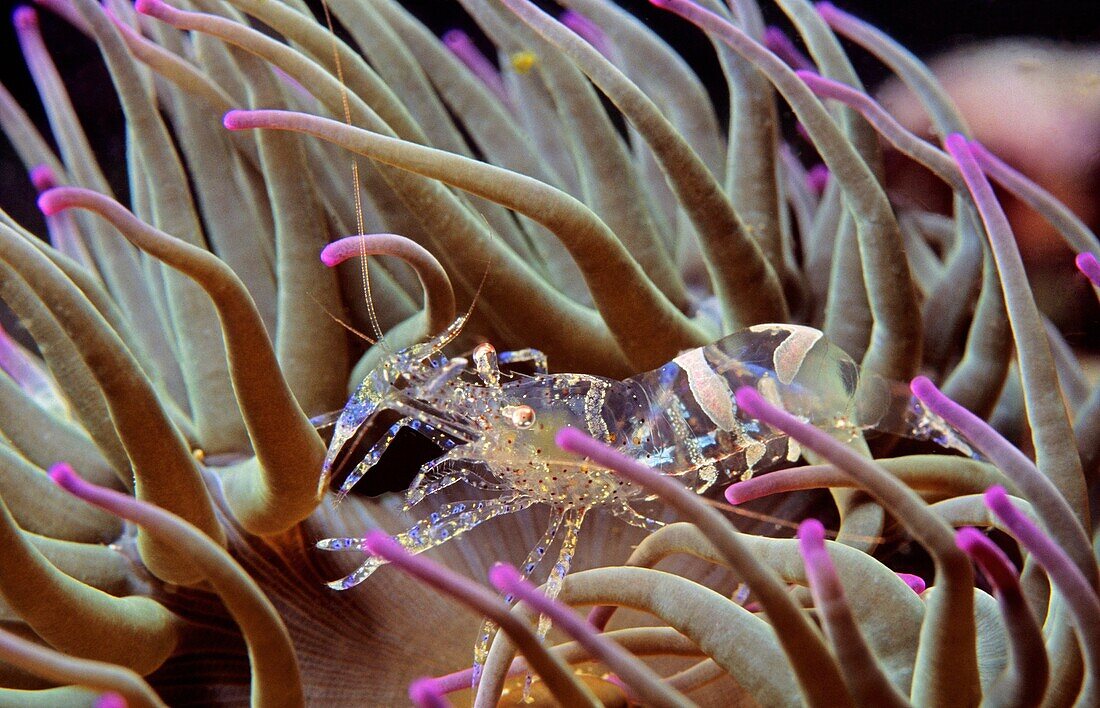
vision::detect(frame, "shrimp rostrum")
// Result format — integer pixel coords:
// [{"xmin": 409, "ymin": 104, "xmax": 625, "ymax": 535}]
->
[{"xmin": 316, "ymin": 321, "xmax": 975, "ymax": 593}]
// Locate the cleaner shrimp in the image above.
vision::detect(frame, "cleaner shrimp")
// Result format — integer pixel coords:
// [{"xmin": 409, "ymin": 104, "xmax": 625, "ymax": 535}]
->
[
  {"xmin": 315, "ymin": 319, "xmax": 976, "ymax": 677},
  {"xmin": 301, "ymin": 0, "xmax": 980, "ymax": 681}
]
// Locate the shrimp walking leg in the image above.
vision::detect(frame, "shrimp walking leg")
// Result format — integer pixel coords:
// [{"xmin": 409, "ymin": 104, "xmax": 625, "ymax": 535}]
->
[
  {"xmin": 316, "ymin": 495, "xmax": 537, "ymax": 590},
  {"xmin": 335, "ymin": 417, "xmax": 411, "ymax": 499},
  {"xmin": 406, "ymin": 456, "xmax": 507, "ymax": 508},
  {"xmin": 472, "ymin": 506, "xmax": 567, "ymax": 687},
  {"xmin": 498, "ymin": 348, "xmax": 549, "ymax": 374}
]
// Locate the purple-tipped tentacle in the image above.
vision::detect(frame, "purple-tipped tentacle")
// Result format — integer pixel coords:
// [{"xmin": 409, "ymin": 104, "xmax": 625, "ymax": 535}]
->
[
  {"xmin": 955, "ymin": 528, "xmax": 1018, "ymax": 597},
  {"xmin": 28, "ymin": 163, "xmax": 56, "ymax": 192},
  {"xmin": 955, "ymin": 526, "xmax": 1048, "ymax": 707},
  {"xmin": 360, "ymin": 532, "xmax": 595, "ymax": 706},
  {"xmin": 559, "ymin": 10, "xmax": 612, "ymax": 58},
  {"xmin": 763, "ymin": 26, "xmax": 815, "ymax": 73},
  {"xmin": 984, "ymin": 489, "xmax": 1100, "ymax": 628},
  {"xmin": 805, "ymin": 164, "xmax": 829, "ymax": 195},
  {"xmin": 441, "ymin": 28, "xmax": 509, "ymax": 103},
  {"xmin": 943, "ymin": 134, "xmax": 1090, "ymax": 524},
  {"xmin": 911, "ymin": 376, "xmax": 1097, "ymax": 586},
  {"xmin": 726, "ymin": 465, "xmax": 849, "ymax": 504},
  {"xmin": 896, "ymin": 573, "xmax": 926, "ymax": 595},
  {"xmin": 798, "ymin": 520, "xmax": 908, "ymax": 707},
  {"xmin": 408, "ymin": 677, "xmax": 451, "ymax": 708},
  {"xmin": 488, "ymin": 562, "xmax": 689, "ymax": 707},
  {"xmin": 94, "ymin": 693, "xmax": 128, "ymax": 708},
  {"xmin": 1076, "ymin": 252, "xmax": 1100, "ymax": 288},
  {"xmin": 983, "ymin": 487, "xmax": 1100, "ymax": 699}
]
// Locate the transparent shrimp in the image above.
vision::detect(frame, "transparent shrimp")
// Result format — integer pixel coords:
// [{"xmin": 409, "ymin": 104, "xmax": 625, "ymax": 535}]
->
[{"xmin": 316, "ymin": 321, "xmax": 977, "ymax": 684}]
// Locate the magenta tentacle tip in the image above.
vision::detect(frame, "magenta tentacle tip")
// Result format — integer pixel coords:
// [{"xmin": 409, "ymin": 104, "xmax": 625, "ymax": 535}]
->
[
  {"xmin": 724, "ymin": 483, "xmax": 747, "ymax": 505},
  {"xmin": 319, "ymin": 236, "xmax": 385, "ymax": 268},
  {"xmin": 28, "ymin": 164, "xmax": 55, "ymax": 192},
  {"xmin": 222, "ymin": 109, "xmax": 247, "ymax": 131},
  {"xmin": 36, "ymin": 189, "xmax": 66, "ymax": 217},
  {"xmin": 763, "ymin": 26, "xmax": 787, "ymax": 46},
  {"xmin": 794, "ymin": 69, "xmax": 821, "ymax": 84},
  {"xmin": 734, "ymin": 386, "xmax": 765, "ymax": 416},
  {"xmin": 1075, "ymin": 252, "xmax": 1100, "ymax": 287},
  {"xmin": 955, "ymin": 526, "xmax": 1020, "ymax": 592},
  {"xmin": 909, "ymin": 375, "xmax": 938, "ymax": 402},
  {"xmin": 487, "ymin": 562, "xmax": 523, "ymax": 594},
  {"xmin": 554, "ymin": 425, "xmax": 587, "ymax": 453},
  {"xmin": 814, "ymin": 2, "xmax": 839, "ymax": 18},
  {"xmin": 648, "ymin": 0, "xmax": 671, "ymax": 8},
  {"xmin": 408, "ymin": 677, "xmax": 449, "ymax": 708},
  {"xmin": 954, "ymin": 526, "xmax": 987, "ymax": 555},
  {"xmin": 362, "ymin": 529, "xmax": 400, "ymax": 559},
  {"xmin": 895, "ymin": 573, "xmax": 926, "ymax": 595},
  {"xmin": 441, "ymin": 29, "xmax": 467, "ymax": 48},
  {"xmin": 94, "ymin": 692, "xmax": 128, "ymax": 708},
  {"xmin": 558, "ymin": 10, "xmax": 587, "ymax": 28},
  {"xmin": 559, "ymin": 10, "xmax": 608, "ymax": 51},
  {"xmin": 47, "ymin": 461, "xmax": 79, "ymax": 490},
  {"xmin": 797, "ymin": 518, "xmax": 827, "ymax": 547},
  {"xmin": 12, "ymin": 5, "xmax": 37, "ymax": 30},
  {"xmin": 133, "ymin": 0, "xmax": 163, "ymax": 17},
  {"xmin": 319, "ymin": 242, "xmax": 344, "ymax": 268},
  {"xmin": 943, "ymin": 132, "xmax": 970, "ymax": 156},
  {"xmin": 983, "ymin": 485, "xmax": 1011, "ymax": 514},
  {"xmin": 806, "ymin": 164, "xmax": 830, "ymax": 194},
  {"xmin": 797, "ymin": 519, "xmax": 829, "ymax": 571}
]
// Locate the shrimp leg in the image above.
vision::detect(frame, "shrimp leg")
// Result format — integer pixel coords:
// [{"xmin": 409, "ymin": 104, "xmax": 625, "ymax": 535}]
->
[
  {"xmin": 317, "ymin": 495, "xmax": 536, "ymax": 590},
  {"xmin": 520, "ymin": 507, "xmax": 588, "ymax": 699},
  {"xmin": 471, "ymin": 343, "xmax": 550, "ymax": 387},
  {"xmin": 611, "ymin": 500, "xmax": 666, "ymax": 532},
  {"xmin": 472, "ymin": 506, "xmax": 567, "ymax": 687},
  {"xmin": 335, "ymin": 417, "xmax": 412, "ymax": 499},
  {"xmin": 499, "ymin": 348, "xmax": 548, "ymax": 374},
  {"xmin": 405, "ymin": 456, "xmax": 507, "ymax": 509}
]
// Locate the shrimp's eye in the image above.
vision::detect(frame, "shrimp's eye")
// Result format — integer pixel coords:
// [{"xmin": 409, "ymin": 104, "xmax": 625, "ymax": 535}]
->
[{"xmin": 507, "ymin": 404, "xmax": 536, "ymax": 429}]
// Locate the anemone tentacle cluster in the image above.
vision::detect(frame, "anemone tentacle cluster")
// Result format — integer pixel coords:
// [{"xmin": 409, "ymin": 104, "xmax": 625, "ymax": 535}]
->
[{"xmin": 0, "ymin": 0, "xmax": 1098, "ymax": 705}]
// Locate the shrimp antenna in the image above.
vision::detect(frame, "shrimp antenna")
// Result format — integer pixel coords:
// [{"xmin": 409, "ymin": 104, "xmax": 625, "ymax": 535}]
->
[
  {"xmin": 308, "ymin": 292, "xmax": 378, "ymax": 346},
  {"xmin": 432, "ymin": 205, "xmax": 495, "ymax": 351},
  {"xmin": 319, "ymin": 0, "xmax": 388, "ymax": 352},
  {"xmin": 703, "ymin": 498, "xmax": 885, "ymax": 544},
  {"xmin": 464, "ymin": 255, "xmax": 493, "ymax": 323},
  {"xmin": 438, "ymin": 251, "xmax": 493, "ymax": 351}
]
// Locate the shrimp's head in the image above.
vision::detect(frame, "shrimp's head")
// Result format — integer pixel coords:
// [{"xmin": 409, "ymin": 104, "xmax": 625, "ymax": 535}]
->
[{"xmin": 320, "ymin": 327, "xmax": 462, "ymax": 491}]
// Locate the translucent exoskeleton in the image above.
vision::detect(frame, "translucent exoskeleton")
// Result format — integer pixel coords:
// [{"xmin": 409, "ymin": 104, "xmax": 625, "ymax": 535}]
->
[{"xmin": 315, "ymin": 321, "xmax": 975, "ymax": 682}]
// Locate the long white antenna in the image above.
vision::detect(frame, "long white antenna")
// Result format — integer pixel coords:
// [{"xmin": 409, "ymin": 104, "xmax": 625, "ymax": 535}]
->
[{"xmin": 319, "ymin": 0, "xmax": 387, "ymax": 352}]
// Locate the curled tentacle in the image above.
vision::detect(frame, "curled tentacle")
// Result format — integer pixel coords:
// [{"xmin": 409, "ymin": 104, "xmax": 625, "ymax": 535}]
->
[
  {"xmin": 39, "ymin": 186, "xmax": 327, "ymax": 535},
  {"xmin": 50, "ymin": 463, "xmax": 305, "ymax": 706},
  {"xmin": 0, "ymin": 220, "xmax": 223, "ymax": 584},
  {"xmin": 322, "ymin": 234, "xmax": 456, "ymax": 337}
]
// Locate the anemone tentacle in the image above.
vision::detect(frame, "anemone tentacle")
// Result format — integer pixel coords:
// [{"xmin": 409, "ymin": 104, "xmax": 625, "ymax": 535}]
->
[{"xmin": 0, "ymin": 1, "xmax": 1097, "ymax": 705}]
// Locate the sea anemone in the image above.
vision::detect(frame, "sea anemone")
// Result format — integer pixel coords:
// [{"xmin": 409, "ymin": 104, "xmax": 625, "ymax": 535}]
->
[{"xmin": 0, "ymin": 0, "xmax": 1098, "ymax": 706}]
